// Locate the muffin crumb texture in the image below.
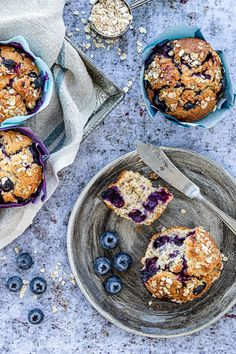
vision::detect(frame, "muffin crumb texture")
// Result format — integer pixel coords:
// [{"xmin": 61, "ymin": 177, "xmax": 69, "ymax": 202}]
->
[
  {"xmin": 0, "ymin": 45, "xmax": 43, "ymax": 122},
  {"xmin": 141, "ymin": 226, "xmax": 223, "ymax": 303},
  {"xmin": 101, "ymin": 170, "xmax": 173, "ymax": 225},
  {"xmin": 0, "ymin": 130, "xmax": 43, "ymax": 204},
  {"xmin": 144, "ymin": 38, "xmax": 224, "ymax": 122}
]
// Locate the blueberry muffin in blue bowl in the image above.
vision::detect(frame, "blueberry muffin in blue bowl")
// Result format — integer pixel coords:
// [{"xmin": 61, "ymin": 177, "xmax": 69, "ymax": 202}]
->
[
  {"xmin": 141, "ymin": 26, "xmax": 235, "ymax": 128},
  {"xmin": 0, "ymin": 36, "xmax": 53, "ymax": 127}
]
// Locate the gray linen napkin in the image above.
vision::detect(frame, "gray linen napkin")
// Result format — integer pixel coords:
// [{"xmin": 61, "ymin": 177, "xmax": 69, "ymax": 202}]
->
[{"xmin": 0, "ymin": 0, "xmax": 97, "ymax": 248}]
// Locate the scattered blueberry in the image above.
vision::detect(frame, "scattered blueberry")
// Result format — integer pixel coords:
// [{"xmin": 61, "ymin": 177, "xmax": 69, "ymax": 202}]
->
[
  {"xmin": 113, "ymin": 252, "xmax": 133, "ymax": 272},
  {"xmin": 104, "ymin": 276, "xmax": 123, "ymax": 295},
  {"xmin": 28, "ymin": 308, "xmax": 44, "ymax": 325},
  {"xmin": 30, "ymin": 276, "xmax": 47, "ymax": 294},
  {"xmin": 99, "ymin": 231, "xmax": 120, "ymax": 250},
  {"xmin": 17, "ymin": 253, "xmax": 33, "ymax": 270},
  {"xmin": 0, "ymin": 178, "xmax": 14, "ymax": 192},
  {"xmin": 6, "ymin": 276, "xmax": 23, "ymax": 292},
  {"xmin": 93, "ymin": 257, "xmax": 111, "ymax": 276}
]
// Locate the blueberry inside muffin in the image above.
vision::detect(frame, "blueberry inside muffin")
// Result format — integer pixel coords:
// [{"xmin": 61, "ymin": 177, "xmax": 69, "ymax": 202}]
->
[
  {"xmin": 144, "ymin": 38, "xmax": 224, "ymax": 122},
  {"xmin": 0, "ymin": 45, "xmax": 45, "ymax": 122},
  {"xmin": 101, "ymin": 170, "xmax": 173, "ymax": 225},
  {"xmin": 141, "ymin": 226, "xmax": 223, "ymax": 303},
  {"xmin": 0, "ymin": 130, "xmax": 44, "ymax": 205}
]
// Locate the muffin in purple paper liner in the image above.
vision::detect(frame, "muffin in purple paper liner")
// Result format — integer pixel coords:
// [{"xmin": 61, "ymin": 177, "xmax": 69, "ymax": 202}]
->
[{"xmin": 0, "ymin": 127, "xmax": 49, "ymax": 208}]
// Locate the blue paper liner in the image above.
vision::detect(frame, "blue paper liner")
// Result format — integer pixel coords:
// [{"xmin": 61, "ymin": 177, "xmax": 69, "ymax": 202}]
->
[
  {"xmin": 0, "ymin": 127, "xmax": 49, "ymax": 208},
  {"xmin": 0, "ymin": 35, "xmax": 53, "ymax": 127},
  {"xmin": 140, "ymin": 25, "xmax": 235, "ymax": 128}
]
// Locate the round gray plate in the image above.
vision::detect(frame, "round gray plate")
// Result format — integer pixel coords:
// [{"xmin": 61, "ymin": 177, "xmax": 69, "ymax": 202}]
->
[{"xmin": 67, "ymin": 148, "xmax": 236, "ymax": 338}]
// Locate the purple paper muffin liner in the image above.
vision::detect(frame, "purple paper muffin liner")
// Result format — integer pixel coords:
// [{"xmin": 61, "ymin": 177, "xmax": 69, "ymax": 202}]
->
[{"xmin": 0, "ymin": 127, "xmax": 49, "ymax": 208}]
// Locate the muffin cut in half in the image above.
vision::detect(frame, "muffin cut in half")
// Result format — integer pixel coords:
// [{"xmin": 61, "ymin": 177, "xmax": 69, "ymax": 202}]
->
[
  {"xmin": 144, "ymin": 38, "xmax": 224, "ymax": 122},
  {"xmin": 141, "ymin": 226, "xmax": 223, "ymax": 303},
  {"xmin": 101, "ymin": 170, "xmax": 173, "ymax": 225}
]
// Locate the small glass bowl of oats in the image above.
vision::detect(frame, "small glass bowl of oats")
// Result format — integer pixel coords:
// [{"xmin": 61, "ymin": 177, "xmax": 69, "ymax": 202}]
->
[{"xmin": 89, "ymin": 0, "xmax": 151, "ymax": 38}]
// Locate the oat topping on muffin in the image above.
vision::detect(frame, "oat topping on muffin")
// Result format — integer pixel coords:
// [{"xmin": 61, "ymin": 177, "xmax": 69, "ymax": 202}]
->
[
  {"xmin": 101, "ymin": 170, "xmax": 173, "ymax": 225},
  {"xmin": 144, "ymin": 38, "xmax": 224, "ymax": 122},
  {"xmin": 141, "ymin": 226, "xmax": 223, "ymax": 303},
  {"xmin": 0, "ymin": 45, "xmax": 44, "ymax": 122},
  {"xmin": 0, "ymin": 130, "xmax": 43, "ymax": 204}
]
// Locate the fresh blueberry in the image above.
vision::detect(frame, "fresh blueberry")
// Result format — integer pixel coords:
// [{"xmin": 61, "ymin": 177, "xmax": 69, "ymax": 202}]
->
[
  {"xmin": 28, "ymin": 308, "xmax": 44, "ymax": 325},
  {"xmin": 6, "ymin": 276, "xmax": 23, "ymax": 292},
  {"xmin": 93, "ymin": 257, "xmax": 111, "ymax": 276},
  {"xmin": 0, "ymin": 178, "xmax": 14, "ymax": 192},
  {"xmin": 113, "ymin": 252, "xmax": 133, "ymax": 272},
  {"xmin": 30, "ymin": 276, "xmax": 47, "ymax": 294},
  {"xmin": 99, "ymin": 231, "xmax": 120, "ymax": 250},
  {"xmin": 2, "ymin": 58, "xmax": 16, "ymax": 70},
  {"xmin": 17, "ymin": 253, "xmax": 33, "ymax": 270},
  {"xmin": 103, "ymin": 276, "xmax": 123, "ymax": 295}
]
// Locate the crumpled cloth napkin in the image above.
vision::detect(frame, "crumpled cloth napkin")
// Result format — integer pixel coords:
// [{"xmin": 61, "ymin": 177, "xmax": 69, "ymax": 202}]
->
[{"xmin": 0, "ymin": 0, "xmax": 97, "ymax": 248}]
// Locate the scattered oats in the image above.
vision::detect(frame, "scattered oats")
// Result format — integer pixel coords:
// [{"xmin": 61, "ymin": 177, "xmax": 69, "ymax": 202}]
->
[
  {"xmin": 85, "ymin": 43, "xmax": 91, "ymax": 50},
  {"xmin": 90, "ymin": 53, "xmax": 94, "ymax": 59},
  {"xmin": 52, "ymin": 305, "xmax": 58, "ymax": 314},
  {"xmin": 51, "ymin": 270, "xmax": 59, "ymax": 278},
  {"xmin": 223, "ymin": 256, "xmax": 228, "ymax": 261},
  {"xmin": 139, "ymin": 26, "xmax": 147, "ymax": 34},
  {"xmin": 181, "ymin": 209, "xmax": 187, "ymax": 215},
  {"xmin": 137, "ymin": 40, "xmax": 142, "ymax": 47},
  {"xmin": 148, "ymin": 301, "xmax": 153, "ymax": 306},
  {"xmin": 123, "ymin": 87, "xmax": 129, "ymax": 93},
  {"xmin": 67, "ymin": 32, "xmax": 74, "ymax": 37},
  {"xmin": 84, "ymin": 25, "xmax": 91, "ymax": 33},
  {"xmin": 19, "ymin": 282, "xmax": 28, "ymax": 298},
  {"xmin": 75, "ymin": 27, "xmax": 80, "ymax": 32},
  {"xmin": 61, "ymin": 280, "xmax": 65, "ymax": 286},
  {"xmin": 40, "ymin": 267, "xmax": 45, "ymax": 273},
  {"xmin": 120, "ymin": 53, "xmax": 127, "ymax": 61},
  {"xmin": 86, "ymin": 35, "xmax": 91, "ymax": 40},
  {"xmin": 70, "ymin": 274, "xmax": 76, "ymax": 285},
  {"xmin": 149, "ymin": 172, "xmax": 158, "ymax": 180},
  {"xmin": 14, "ymin": 246, "xmax": 20, "ymax": 254},
  {"xmin": 81, "ymin": 18, "xmax": 87, "ymax": 24},
  {"xmin": 127, "ymin": 80, "xmax": 133, "ymax": 87},
  {"xmin": 73, "ymin": 10, "xmax": 80, "ymax": 16}
]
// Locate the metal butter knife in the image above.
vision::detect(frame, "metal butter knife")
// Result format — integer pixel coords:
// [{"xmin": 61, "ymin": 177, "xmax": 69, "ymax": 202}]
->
[{"xmin": 136, "ymin": 141, "xmax": 236, "ymax": 235}]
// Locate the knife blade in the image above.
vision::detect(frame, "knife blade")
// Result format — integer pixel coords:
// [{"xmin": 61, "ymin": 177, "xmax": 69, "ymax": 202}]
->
[
  {"xmin": 136, "ymin": 141, "xmax": 236, "ymax": 235},
  {"xmin": 136, "ymin": 141, "xmax": 200, "ymax": 199}
]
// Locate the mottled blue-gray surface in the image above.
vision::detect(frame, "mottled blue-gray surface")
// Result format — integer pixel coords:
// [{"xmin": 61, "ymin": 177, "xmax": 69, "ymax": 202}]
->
[{"xmin": 1, "ymin": 0, "xmax": 236, "ymax": 353}]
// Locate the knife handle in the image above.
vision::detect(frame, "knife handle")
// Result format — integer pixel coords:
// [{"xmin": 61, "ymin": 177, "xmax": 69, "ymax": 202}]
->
[{"xmin": 197, "ymin": 193, "xmax": 236, "ymax": 235}]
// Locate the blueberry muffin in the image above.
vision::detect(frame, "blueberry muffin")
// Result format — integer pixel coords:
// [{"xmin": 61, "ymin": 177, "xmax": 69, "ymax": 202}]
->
[
  {"xmin": 0, "ymin": 45, "xmax": 44, "ymax": 122},
  {"xmin": 0, "ymin": 130, "xmax": 44, "ymax": 205},
  {"xmin": 144, "ymin": 38, "xmax": 224, "ymax": 122},
  {"xmin": 141, "ymin": 226, "xmax": 223, "ymax": 303},
  {"xmin": 101, "ymin": 170, "xmax": 173, "ymax": 225}
]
